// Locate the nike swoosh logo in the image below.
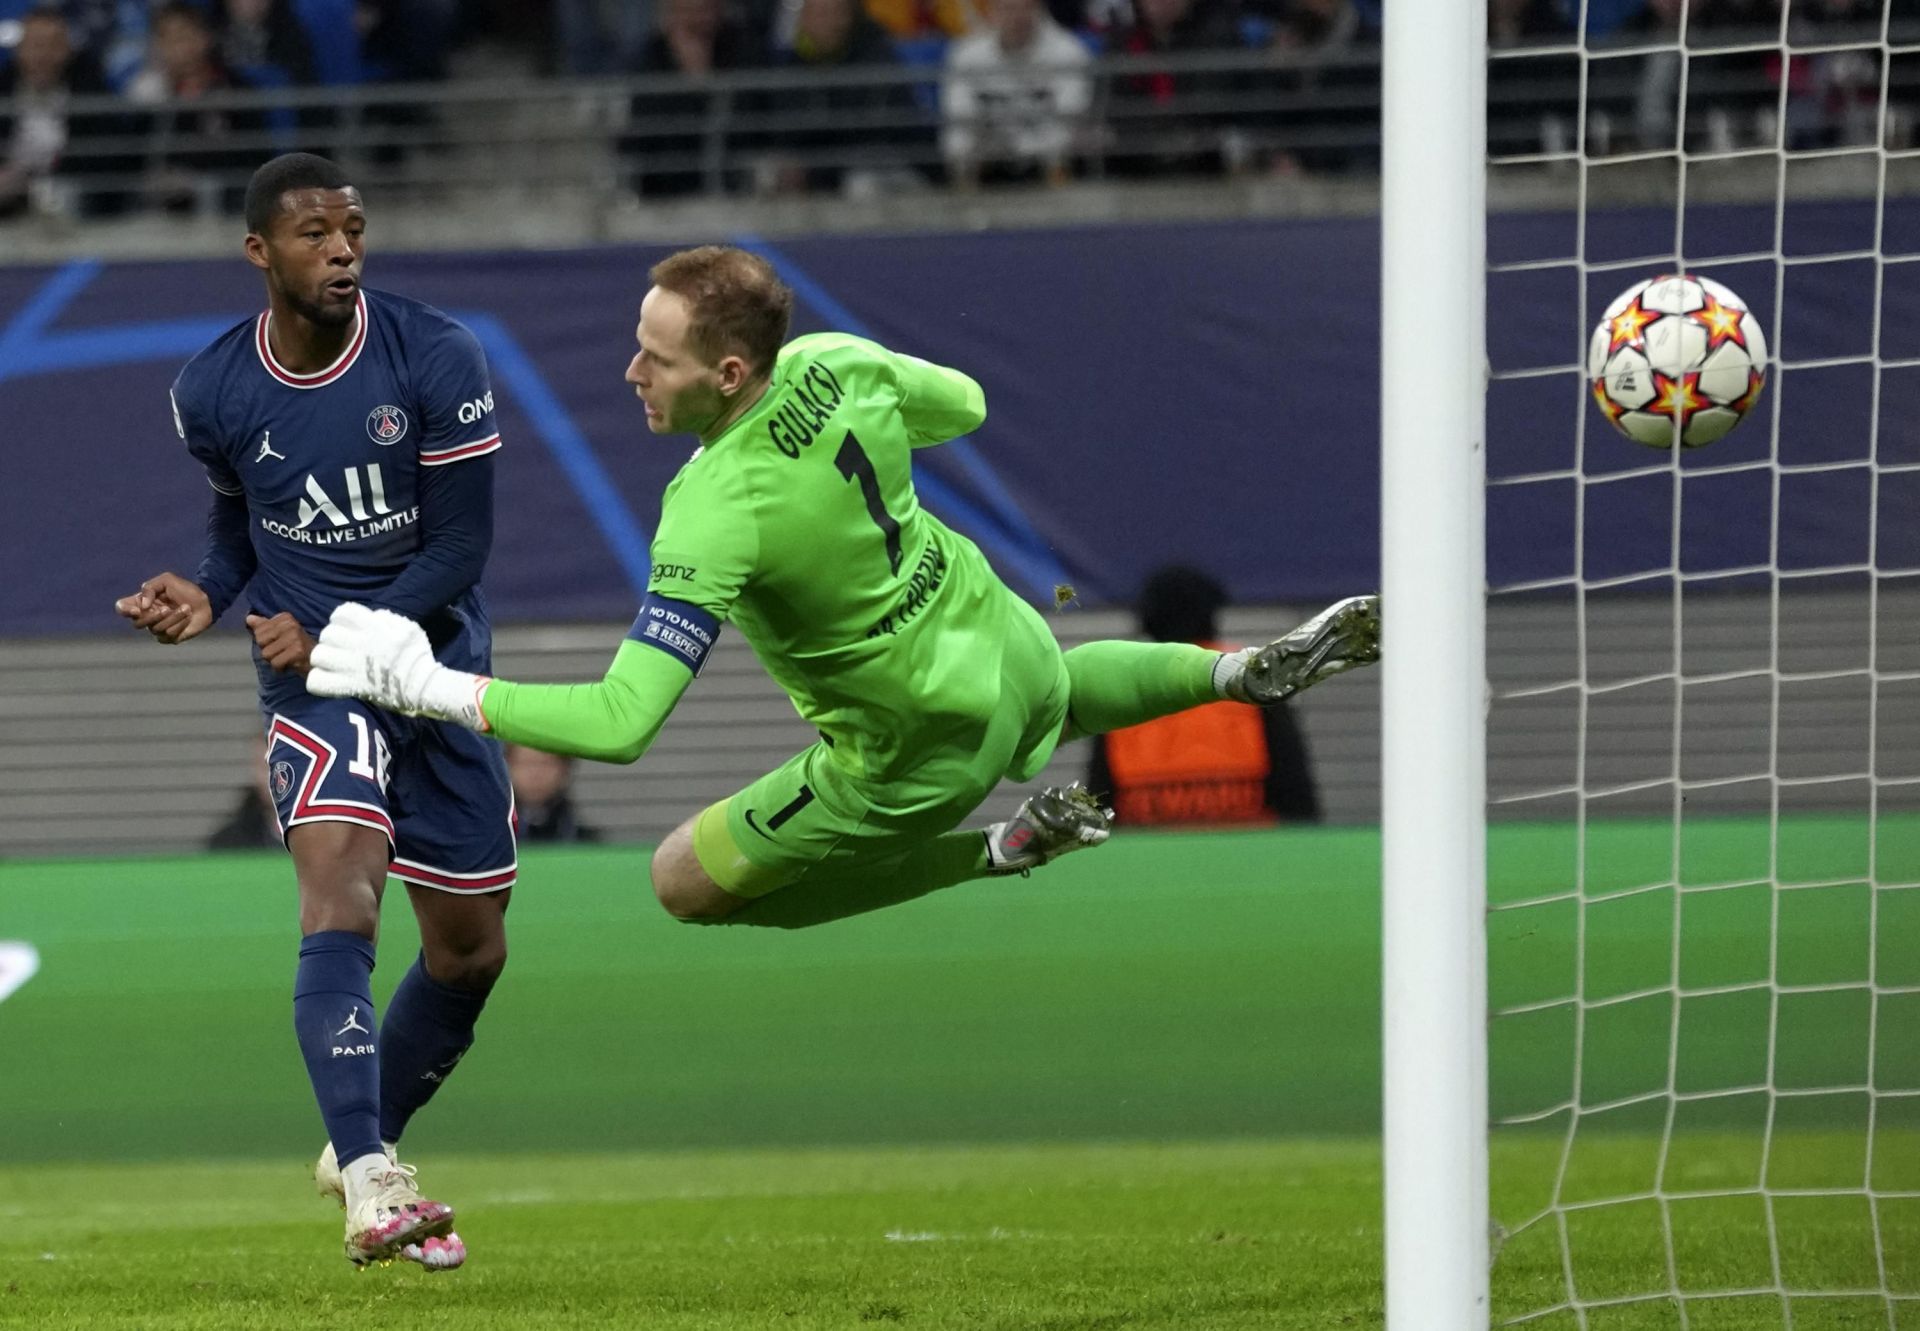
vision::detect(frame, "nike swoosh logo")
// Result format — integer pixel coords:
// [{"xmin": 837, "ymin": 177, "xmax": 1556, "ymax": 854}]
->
[{"xmin": 743, "ymin": 809, "xmax": 775, "ymax": 841}]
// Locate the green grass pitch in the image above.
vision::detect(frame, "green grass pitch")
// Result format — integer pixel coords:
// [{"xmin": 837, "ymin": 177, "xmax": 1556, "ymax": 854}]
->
[{"xmin": 3, "ymin": 817, "xmax": 1918, "ymax": 1329}]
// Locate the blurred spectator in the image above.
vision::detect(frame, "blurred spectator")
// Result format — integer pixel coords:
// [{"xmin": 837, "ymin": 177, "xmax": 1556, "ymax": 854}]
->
[
  {"xmin": 1628, "ymin": 0, "xmax": 1699, "ymax": 152},
  {"xmin": 207, "ymin": 738, "xmax": 282, "ymax": 850},
  {"xmin": 1266, "ymin": 0, "xmax": 1358, "ymax": 52},
  {"xmin": 556, "ymin": 0, "xmax": 653, "ymax": 73},
  {"xmin": 1086, "ymin": 566, "xmax": 1321, "ymax": 827},
  {"xmin": 625, "ymin": 0, "xmax": 766, "ymax": 197},
  {"xmin": 1040, "ymin": 0, "xmax": 1086, "ymax": 27},
  {"xmin": 1254, "ymin": 0, "xmax": 1365, "ymax": 175},
  {"xmin": 343, "ymin": 0, "xmax": 459, "ymax": 170},
  {"xmin": 54, "ymin": 0, "xmax": 149, "ymax": 88},
  {"xmin": 0, "ymin": 5, "xmax": 134, "ymax": 219},
  {"xmin": 1485, "ymin": 0, "xmax": 1574, "ymax": 160},
  {"xmin": 125, "ymin": 2, "xmax": 269, "ymax": 214},
  {"xmin": 1486, "ymin": 0, "xmax": 1565, "ymax": 44},
  {"xmin": 940, "ymin": 0, "xmax": 1091, "ymax": 187},
  {"xmin": 750, "ymin": 0, "xmax": 931, "ymax": 196},
  {"xmin": 1686, "ymin": 0, "xmax": 1772, "ymax": 153},
  {"xmin": 1104, "ymin": 0, "xmax": 1245, "ymax": 177},
  {"xmin": 1108, "ymin": 0, "xmax": 1239, "ymax": 66},
  {"xmin": 355, "ymin": 0, "xmax": 457, "ymax": 82},
  {"xmin": 506, "ymin": 745, "xmax": 602, "ymax": 844},
  {"xmin": 1578, "ymin": 0, "xmax": 1656, "ymax": 42},
  {"xmin": 641, "ymin": 0, "xmax": 764, "ymax": 75},
  {"xmin": 214, "ymin": 0, "xmax": 315, "ymax": 86},
  {"xmin": 125, "ymin": 2, "xmax": 222, "ymax": 102},
  {"xmin": 863, "ymin": 0, "xmax": 987, "ymax": 39},
  {"xmin": 1766, "ymin": 0, "xmax": 1898, "ymax": 151}
]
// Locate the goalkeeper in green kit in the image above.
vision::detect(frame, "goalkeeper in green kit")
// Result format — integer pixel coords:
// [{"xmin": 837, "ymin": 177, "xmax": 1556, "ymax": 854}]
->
[{"xmin": 308, "ymin": 246, "xmax": 1380, "ymax": 928}]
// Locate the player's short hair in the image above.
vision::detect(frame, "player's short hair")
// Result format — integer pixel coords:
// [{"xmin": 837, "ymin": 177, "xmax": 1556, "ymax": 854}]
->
[
  {"xmin": 245, "ymin": 153, "xmax": 355, "ymax": 238},
  {"xmin": 648, "ymin": 246, "xmax": 794, "ymax": 376}
]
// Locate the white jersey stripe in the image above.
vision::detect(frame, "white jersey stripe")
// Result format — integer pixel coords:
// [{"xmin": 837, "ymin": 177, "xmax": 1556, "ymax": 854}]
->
[
  {"xmin": 418, "ymin": 434, "xmax": 502, "ymax": 466},
  {"xmin": 254, "ymin": 292, "xmax": 369, "ymax": 389}
]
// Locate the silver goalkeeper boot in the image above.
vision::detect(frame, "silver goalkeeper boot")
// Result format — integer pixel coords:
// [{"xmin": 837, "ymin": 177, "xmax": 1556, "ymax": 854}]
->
[
  {"xmin": 985, "ymin": 782, "xmax": 1116, "ymax": 876},
  {"xmin": 1222, "ymin": 595, "xmax": 1381, "ymax": 705}
]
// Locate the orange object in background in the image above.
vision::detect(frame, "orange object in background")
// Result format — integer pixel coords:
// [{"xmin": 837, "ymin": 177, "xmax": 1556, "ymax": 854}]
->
[
  {"xmin": 1102, "ymin": 701, "xmax": 1276, "ymax": 826},
  {"xmin": 1083, "ymin": 566, "xmax": 1323, "ymax": 828}
]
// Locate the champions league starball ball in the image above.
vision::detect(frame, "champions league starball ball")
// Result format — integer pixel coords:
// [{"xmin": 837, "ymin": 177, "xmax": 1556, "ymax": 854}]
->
[{"xmin": 1587, "ymin": 273, "xmax": 1767, "ymax": 449}]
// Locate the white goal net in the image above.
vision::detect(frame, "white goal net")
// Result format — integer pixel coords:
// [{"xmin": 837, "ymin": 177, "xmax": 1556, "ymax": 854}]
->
[{"xmin": 1482, "ymin": 1, "xmax": 1920, "ymax": 1326}]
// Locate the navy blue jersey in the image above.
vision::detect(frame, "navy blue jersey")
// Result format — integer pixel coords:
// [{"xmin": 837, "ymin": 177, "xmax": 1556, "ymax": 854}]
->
[{"xmin": 171, "ymin": 288, "xmax": 500, "ymax": 707}]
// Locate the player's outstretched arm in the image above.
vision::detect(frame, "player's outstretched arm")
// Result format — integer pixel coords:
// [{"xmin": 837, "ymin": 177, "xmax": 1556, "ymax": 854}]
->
[
  {"xmin": 478, "ymin": 643, "xmax": 693, "ymax": 764},
  {"xmin": 114, "ymin": 572, "xmax": 214, "ymax": 645},
  {"xmin": 308, "ymin": 604, "xmax": 694, "ymax": 764}
]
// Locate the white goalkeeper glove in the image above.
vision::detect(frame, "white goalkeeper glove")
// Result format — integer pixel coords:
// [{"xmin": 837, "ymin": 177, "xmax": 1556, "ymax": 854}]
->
[{"xmin": 306, "ymin": 603, "xmax": 491, "ymax": 731}]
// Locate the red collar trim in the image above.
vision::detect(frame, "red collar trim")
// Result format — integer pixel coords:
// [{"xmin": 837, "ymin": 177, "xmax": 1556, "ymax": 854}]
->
[{"xmin": 255, "ymin": 292, "xmax": 368, "ymax": 388}]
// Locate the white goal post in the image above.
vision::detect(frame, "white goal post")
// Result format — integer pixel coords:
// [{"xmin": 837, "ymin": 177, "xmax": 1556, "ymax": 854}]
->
[
  {"xmin": 1380, "ymin": 0, "xmax": 1491, "ymax": 1329},
  {"xmin": 1385, "ymin": 0, "xmax": 1920, "ymax": 1326}
]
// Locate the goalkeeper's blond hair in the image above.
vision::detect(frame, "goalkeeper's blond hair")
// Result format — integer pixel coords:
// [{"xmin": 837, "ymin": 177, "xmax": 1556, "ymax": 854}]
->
[{"xmin": 648, "ymin": 247, "xmax": 795, "ymax": 379}]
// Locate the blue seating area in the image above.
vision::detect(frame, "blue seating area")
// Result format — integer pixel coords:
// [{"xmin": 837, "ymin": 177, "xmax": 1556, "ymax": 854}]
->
[{"xmin": 0, "ymin": 0, "xmax": 385, "ymax": 87}]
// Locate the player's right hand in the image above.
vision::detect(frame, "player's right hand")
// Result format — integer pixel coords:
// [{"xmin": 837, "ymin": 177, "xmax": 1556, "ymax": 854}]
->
[
  {"xmin": 114, "ymin": 573, "xmax": 213, "ymax": 645},
  {"xmin": 246, "ymin": 612, "xmax": 316, "ymax": 674}
]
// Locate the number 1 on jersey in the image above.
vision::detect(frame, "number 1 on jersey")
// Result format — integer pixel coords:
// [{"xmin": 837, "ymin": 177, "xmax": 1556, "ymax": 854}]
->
[{"xmin": 834, "ymin": 432, "xmax": 903, "ymax": 576}]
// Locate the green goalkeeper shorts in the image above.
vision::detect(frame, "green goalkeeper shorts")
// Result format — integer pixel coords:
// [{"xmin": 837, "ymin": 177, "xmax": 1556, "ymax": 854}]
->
[{"xmin": 692, "ymin": 601, "xmax": 1071, "ymax": 898}]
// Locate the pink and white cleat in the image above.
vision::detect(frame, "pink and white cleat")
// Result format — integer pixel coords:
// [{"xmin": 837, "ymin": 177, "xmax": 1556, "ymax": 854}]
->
[
  {"xmin": 319, "ymin": 1144, "xmax": 464, "ymax": 1271},
  {"xmin": 399, "ymin": 1233, "xmax": 467, "ymax": 1271},
  {"xmin": 317, "ymin": 1141, "xmax": 468, "ymax": 1271}
]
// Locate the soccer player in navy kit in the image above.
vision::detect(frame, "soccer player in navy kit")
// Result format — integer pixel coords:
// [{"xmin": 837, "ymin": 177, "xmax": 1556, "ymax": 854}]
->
[{"xmin": 114, "ymin": 154, "xmax": 512, "ymax": 1271}]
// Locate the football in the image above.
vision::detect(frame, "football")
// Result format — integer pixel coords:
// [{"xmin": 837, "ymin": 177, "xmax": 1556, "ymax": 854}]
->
[{"xmin": 1588, "ymin": 273, "xmax": 1768, "ymax": 448}]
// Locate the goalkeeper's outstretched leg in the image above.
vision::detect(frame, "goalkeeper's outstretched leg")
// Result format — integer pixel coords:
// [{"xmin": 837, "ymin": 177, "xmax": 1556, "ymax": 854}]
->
[
  {"xmin": 641, "ymin": 596, "xmax": 1379, "ymax": 931},
  {"xmin": 1056, "ymin": 594, "xmax": 1382, "ymax": 740},
  {"xmin": 1219, "ymin": 595, "xmax": 1381, "ymax": 706},
  {"xmin": 644, "ymin": 778, "xmax": 1113, "ymax": 930}
]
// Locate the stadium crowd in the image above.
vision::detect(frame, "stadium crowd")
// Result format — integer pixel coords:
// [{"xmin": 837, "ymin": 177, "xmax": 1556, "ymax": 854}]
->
[{"xmin": 0, "ymin": 0, "xmax": 1904, "ymax": 217}]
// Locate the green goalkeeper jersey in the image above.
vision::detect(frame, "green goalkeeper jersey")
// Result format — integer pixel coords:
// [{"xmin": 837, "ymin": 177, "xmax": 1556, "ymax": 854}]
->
[{"xmin": 482, "ymin": 332, "xmax": 1048, "ymax": 782}]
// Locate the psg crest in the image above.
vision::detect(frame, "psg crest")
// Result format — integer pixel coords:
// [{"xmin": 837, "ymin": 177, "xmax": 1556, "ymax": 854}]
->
[
  {"xmin": 365, "ymin": 405, "xmax": 408, "ymax": 445},
  {"xmin": 270, "ymin": 760, "xmax": 296, "ymax": 802}
]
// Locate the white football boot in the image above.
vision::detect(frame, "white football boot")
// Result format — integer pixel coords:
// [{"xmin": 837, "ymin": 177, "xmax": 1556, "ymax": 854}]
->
[
  {"xmin": 985, "ymin": 782, "xmax": 1116, "ymax": 876},
  {"xmin": 316, "ymin": 1141, "xmax": 465, "ymax": 1271},
  {"xmin": 1219, "ymin": 594, "xmax": 1381, "ymax": 705}
]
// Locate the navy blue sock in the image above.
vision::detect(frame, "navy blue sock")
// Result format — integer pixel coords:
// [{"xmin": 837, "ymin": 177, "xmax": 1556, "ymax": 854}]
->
[
  {"xmin": 377, "ymin": 952, "xmax": 490, "ymax": 1144},
  {"xmin": 292, "ymin": 930, "xmax": 384, "ymax": 1168}
]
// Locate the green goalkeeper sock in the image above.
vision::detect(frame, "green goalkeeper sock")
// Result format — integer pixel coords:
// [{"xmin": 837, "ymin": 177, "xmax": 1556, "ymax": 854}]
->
[
  {"xmin": 720, "ymin": 830, "xmax": 991, "ymax": 930},
  {"xmin": 1061, "ymin": 640, "xmax": 1222, "ymax": 741}
]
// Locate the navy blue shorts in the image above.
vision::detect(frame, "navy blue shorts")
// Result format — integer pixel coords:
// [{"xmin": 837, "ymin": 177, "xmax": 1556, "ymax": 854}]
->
[{"xmin": 264, "ymin": 695, "xmax": 517, "ymax": 894}]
